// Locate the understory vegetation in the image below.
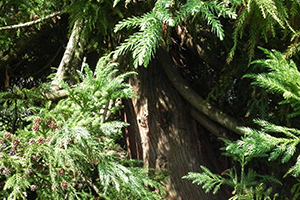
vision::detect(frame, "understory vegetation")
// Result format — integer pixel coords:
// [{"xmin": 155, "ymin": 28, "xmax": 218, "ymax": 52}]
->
[
  {"xmin": 0, "ymin": 59, "xmax": 164, "ymax": 199},
  {"xmin": 1, "ymin": 0, "xmax": 300, "ymax": 199},
  {"xmin": 183, "ymin": 48, "xmax": 300, "ymax": 199}
]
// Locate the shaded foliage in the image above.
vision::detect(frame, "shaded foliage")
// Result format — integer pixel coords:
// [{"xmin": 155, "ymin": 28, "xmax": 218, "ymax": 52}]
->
[
  {"xmin": 2, "ymin": 0, "xmax": 300, "ymax": 199},
  {"xmin": 0, "ymin": 60, "xmax": 164, "ymax": 199}
]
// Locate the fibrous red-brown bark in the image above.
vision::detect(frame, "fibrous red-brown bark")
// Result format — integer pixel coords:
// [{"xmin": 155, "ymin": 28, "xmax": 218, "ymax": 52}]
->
[{"xmin": 124, "ymin": 58, "xmax": 228, "ymax": 200}]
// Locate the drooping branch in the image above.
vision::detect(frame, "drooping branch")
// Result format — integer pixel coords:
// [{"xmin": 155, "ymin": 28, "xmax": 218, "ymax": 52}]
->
[
  {"xmin": 157, "ymin": 48, "xmax": 243, "ymax": 136},
  {"xmin": 0, "ymin": 11, "xmax": 63, "ymax": 31}
]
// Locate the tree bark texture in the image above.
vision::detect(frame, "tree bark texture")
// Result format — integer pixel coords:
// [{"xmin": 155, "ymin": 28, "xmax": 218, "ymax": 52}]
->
[
  {"xmin": 124, "ymin": 58, "xmax": 228, "ymax": 200},
  {"xmin": 52, "ymin": 19, "xmax": 83, "ymax": 89}
]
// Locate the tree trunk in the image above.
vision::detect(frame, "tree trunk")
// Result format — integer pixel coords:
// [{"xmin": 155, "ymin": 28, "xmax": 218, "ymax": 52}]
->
[
  {"xmin": 51, "ymin": 19, "xmax": 83, "ymax": 89},
  {"xmin": 124, "ymin": 57, "xmax": 229, "ymax": 199}
]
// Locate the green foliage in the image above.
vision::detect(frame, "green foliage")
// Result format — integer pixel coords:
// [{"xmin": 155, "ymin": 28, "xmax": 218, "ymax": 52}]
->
[
  {"xmin": 113, "ymin": 0, "xmax": 172, "ymax": 68},
  {"xmin": 227, "ymin": 0, "xmax": 299, "ymax": 63},
  {"xmin": 0, "ymin": 0, "xmax": 127, "ymax": 61},
  {"xmin": 202, "ymin": 48, "xmax": 300, "ymax": 198},
  {"xmin": 65, "ymin": 0, "xmax": 124, "ymax": 39},
  {"xmin": 183, "ymin": 145, "xmax": 280, "ymax": 199},
  {"xmin": 183, "ymin": 165, "xmax": 230, "ymax": 194},
  {"xmin": 185, "ymin": 46, "xmax": 300, "ymax": 197},
  {"xmin": 3, "ymin": 0, "xmax": 300, "ymax": 199},
  {"xmin": 244, "ymin": 47, "xmax": 300, "ymax": 118},
  {"xmin": 0, "ymin": 59, "xmax": 164, "ymax": 199},
  {"xmin": 177, "ymin": 0, "xmax": 236, "ymax": 41},
  {"xmin": 284, "ymin": 37, "xmax": 300, "ymax": 58},
  {"xmin": 225, "ymin": 119, "xmax": 300, "ymax": 177},
  {"xmin": 0, "ymin": 0, "xmax": 64, "ymax": 55},
  {"xmin": 0, "ymin": 86, "xmax": 48, "ymax": 133},
  {"xmin": 291, "ymin": 179, "xmax": 300, "ymax": 200},
  {"xmin": 113, "ymin": 0, "xmax": 236, "ymax": 68}
]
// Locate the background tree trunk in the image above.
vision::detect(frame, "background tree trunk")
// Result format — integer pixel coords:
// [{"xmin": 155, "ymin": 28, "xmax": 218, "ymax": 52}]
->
[
  {"xmin": 124, "ymin": 58, "xmax": 229, "ymax": 200},
  {"xmin": 51, "ymin": 20, "xmax": 83, "ymax": 89}
]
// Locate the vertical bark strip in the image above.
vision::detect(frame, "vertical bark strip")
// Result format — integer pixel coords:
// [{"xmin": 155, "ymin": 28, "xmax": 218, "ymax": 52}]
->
[
  {"xmin": 125, "ymin": 58, "xmax": 226, "ymax": 199},
  {"xmin": 123, "ymin": 98, "xmax": 143, "ymax": 160}
]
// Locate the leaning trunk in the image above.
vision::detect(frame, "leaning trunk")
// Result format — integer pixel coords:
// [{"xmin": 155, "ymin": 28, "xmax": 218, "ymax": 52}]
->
[{"xmin": 124, "ymin": 57, "xmax": 228, "ymax": 199}]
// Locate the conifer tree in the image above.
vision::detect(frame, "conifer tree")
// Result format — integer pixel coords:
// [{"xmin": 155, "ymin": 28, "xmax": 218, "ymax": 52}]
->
[
  {"xmin": 2, "ymin": 0, "xmax": 300, "ymax": 199},
  {"xmin": 0, "ymin": 58, "xmax": 164, "ymax": 199}
]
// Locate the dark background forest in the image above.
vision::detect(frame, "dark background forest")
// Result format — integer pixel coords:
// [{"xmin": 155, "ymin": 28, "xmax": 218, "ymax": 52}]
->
[{"xmin": 1, "ymin": 0, "xmax": 300, "ymax": 199}]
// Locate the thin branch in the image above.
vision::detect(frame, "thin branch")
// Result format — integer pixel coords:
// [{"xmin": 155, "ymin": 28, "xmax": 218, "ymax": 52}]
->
[{"xmin": 0, "ymin": 11, "xmax": 63, "ymax": 31}]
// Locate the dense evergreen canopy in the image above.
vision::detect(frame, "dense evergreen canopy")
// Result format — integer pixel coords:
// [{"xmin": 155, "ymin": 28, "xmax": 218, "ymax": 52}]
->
[{"xmin": 1, "ymin": 0, "xmax": 300, "ymax": 199}]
